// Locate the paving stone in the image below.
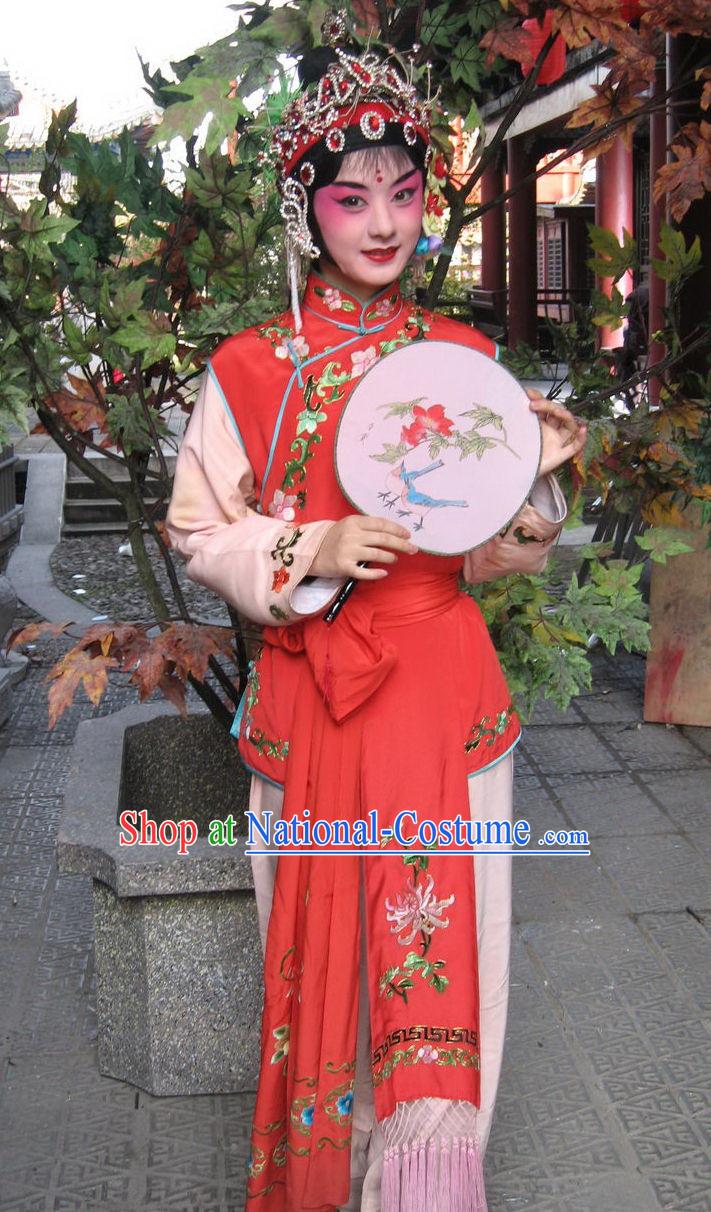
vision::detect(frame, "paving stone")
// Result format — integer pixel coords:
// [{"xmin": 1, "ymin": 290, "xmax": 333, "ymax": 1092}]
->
[
  {"xmin": 637, "ymin": 769, "xmax": 710, "ymax": 832},
  {"xmin": 596, "ymin": 721, "xmax": 711, "ymax": 772},
  {"xmin": 573, "ymin": 687, "xmax": 644, "ymax": 725},
  {"xmin": 680, "ymin": 724, "xmax": 711, "ymax": 759},
  {"xmin": 594, "ymin": 833, "xmax": 711, "ymax": 913},
  {"xmin": 513, "ymin": 851, "xmax": 627, "ymax": 922},
  {"xmin": 546, "ymin": 771, "xmax": 673, "ymax": 837},
  {"xmin": 640, "ymin": 912, "xmax": 711, "ymax": 1013},
  {"xmin": 520, "ymin": 726, "xmax": 624, "ymax": 776}
]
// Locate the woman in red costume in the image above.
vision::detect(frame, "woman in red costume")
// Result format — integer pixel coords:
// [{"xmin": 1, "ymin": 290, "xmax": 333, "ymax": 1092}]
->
[{"xmin": 166, "ymin": 17, "xmax": 587, "ymax": 1212}]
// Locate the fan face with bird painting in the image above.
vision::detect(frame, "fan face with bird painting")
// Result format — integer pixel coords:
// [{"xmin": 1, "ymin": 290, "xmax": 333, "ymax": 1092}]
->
[{"xmin": 334, "ymin": 340, "xmax": 542, "ymax": 555}]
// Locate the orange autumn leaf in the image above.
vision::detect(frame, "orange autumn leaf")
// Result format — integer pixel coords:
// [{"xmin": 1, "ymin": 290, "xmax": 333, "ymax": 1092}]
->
[
  {"xmin": 154, "ymin": 621, "xmax": 235, "ymax": 683},
  {"xmin": 45, "ymin": 370, "xmax": 108, "ymax": 435},
  {"xmin": 128, "ymin": 644, "xmax": 168, "ymax": 700},
  {"xmin": 699, "ymin": 67, "xmax": 711, "ymax": 112},
  {"xmin": 154, "ymin": 520, "xmax": 171, "ymax": 547},
  {"xmin": 567, "ymin": 82, "xmax": 644, "ymax": 156},
  {"xmin": 653, "ymin": 399, "xmax": 706, "ymax": 441},
  {"xmin": 604, "ymin": 26, "xmax": 658, "ymax": 90},
  {"xmin": 653, "ymin": 121, "xmax": 711, "ymax": 221},
  {"xmin": 551, "ymin": 0, "xmax": 627, "ymax": 49},
  {"xmin": 47, "ymin": 391, "xmax": 108, "ymax": 435},
  {"xmin": 45, "ymin": 648, "xmax": 119, "ymax": 729},
  {"xmin": 6, "ymin": 620, "xmax": 71, "ymax": 651},
  {"xmin": 158, "ymin": 669, "xmax": 188, "ymax": 716},
  {"xmin": 641, "ymin": 492, "xmax": 692, "ymax": 527},
  {"xmin": 640, "ymin": 0, "xmax": 711, "ymax": 37},
  {"xmin": 480, "ymin": 18, "xmax": 536, "ymax": 70}
]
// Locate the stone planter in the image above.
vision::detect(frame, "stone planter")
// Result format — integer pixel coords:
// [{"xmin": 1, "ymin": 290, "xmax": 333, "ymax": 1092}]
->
[{"xmin": 57, "ymin": 702, "xmax": 263, "ymax": 1096}]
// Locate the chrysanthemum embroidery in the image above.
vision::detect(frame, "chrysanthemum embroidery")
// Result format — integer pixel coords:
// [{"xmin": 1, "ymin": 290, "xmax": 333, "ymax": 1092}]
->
[
  {"xmin": 324, "ymin": 1080, "xmax": 355, "ymax": 1124},
  {"xmin": 385, "ymin": 872, "xmax": 455, "ymax": 946},
  {"xmin": 378, "ymin": 856, "xmax": 452, "ymax": 1003}
]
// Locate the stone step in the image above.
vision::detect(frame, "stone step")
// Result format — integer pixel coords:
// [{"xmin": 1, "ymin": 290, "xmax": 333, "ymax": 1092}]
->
[{"xmin": 61, "ymin": 519, "xmax": 153, "ymax": 535}]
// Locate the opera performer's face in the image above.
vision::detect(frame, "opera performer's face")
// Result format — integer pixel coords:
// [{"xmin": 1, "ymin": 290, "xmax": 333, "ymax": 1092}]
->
[{"xmin": 312, "ymin": 145, "xmax": 424, "ymax": 297}]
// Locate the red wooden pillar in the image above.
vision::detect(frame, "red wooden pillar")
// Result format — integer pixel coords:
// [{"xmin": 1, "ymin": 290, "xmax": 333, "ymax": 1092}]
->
[
  {"xmin": 480, "ymin": 157, "xmax": 506, "ymax": 297},
  {"xmin": 648, "ymin": 65, "xmax": 667, "ymax": 403},
  {"xmin": 480, "ymin": 156, "xmax": 506, "ymax": 330},
  {"xmin": 507, "ymin": 137, "xmax": 538, "ymax": 349},
  {"xmin": 595, "ymin": 135, "xmax": 634, "ymax": 348}
]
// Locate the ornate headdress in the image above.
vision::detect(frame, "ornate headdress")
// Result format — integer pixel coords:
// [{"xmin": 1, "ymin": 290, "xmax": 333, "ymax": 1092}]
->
[{"xmin": 261, "ymin": 10, "xmax": 439, "ymax": 331}]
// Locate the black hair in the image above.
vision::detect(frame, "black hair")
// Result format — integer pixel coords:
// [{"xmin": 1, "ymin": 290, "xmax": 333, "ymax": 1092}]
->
[{"xmin": 293, "ymin": 48, "xmax": 428, "ymax": 265}]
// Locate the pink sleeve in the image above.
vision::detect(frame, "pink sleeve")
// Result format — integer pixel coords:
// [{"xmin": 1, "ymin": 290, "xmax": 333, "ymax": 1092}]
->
[
  {"xmin": 165, "ymin": 371, "xmax": 339, "ymax": 626},
  {"xmin": 462, "ymin": 472, "xmax": 568, "ymax": 584}
]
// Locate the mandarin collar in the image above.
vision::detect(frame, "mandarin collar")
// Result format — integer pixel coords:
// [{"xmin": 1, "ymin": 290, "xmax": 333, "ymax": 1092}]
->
[{"xmin": 301, "ymin": 270, "xmax": 403, "ymax": 334}]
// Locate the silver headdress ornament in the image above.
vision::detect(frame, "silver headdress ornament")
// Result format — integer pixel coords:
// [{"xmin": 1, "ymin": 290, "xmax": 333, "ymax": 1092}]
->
[{"xmin": 258, "ymin": 9, "xmax": 439, "ymax": 332}]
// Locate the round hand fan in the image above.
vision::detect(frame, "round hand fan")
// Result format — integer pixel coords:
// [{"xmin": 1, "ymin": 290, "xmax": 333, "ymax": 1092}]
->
[{"xmin": 334, "ymin": 340, "xmax": 542, "ymax": 556}]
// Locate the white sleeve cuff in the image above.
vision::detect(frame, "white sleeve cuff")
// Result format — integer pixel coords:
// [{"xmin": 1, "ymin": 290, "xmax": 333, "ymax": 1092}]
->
[
  {"xmin": 290, "ymin": 575, "xmax": 346, "ymax": 616},
  {"xmin": 528, "ymin": 473, "xmax": 568, "ymax": 524}
]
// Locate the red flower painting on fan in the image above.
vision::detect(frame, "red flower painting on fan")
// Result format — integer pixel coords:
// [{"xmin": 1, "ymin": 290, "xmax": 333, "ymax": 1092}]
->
[
  {"xmin": 369, "ymin": 396, "xmax": 521, "ymax": 532},
  {"xmin": 401, "ymin": 404, "xmax": 455, "ymax": 447}
]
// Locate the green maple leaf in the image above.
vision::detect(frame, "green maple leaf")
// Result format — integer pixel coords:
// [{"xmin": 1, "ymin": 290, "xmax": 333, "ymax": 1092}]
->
[
  {"xmin": 652, "ymin": 223, "xmax": 702, "ymax": 284},
  {"xmin": 155, "ymin": 76, "xmax": 247, "ymax": 144},
  {"xmin": 111, "ymin": 313, "xmax": 176, "ymax": 364},
  {"xmin": 450, "ymin": 40, "xmax": 485, "ymax": 91},
  {"xmin": 635, "ymin": 529, "xmax": 694, "ymax": 564},
  {"xmin": 586, "ymin": 224, "xmax": 638, "ymax": 281},
  {"xmin": 18, "ymin": 199, "xmax": 79, "ymax": 260},
  {"xmin": 591, "ymin": 286, "xmax": 627, "ymax": 330}
]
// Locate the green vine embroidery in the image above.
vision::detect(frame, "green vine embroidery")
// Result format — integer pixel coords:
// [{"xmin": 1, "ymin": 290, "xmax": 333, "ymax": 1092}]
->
[
  {"xmin": 248, "ymin": 728, "xmax": 289, "ymax": 761},
  {"xmin": 270, "ymin": 526, "xmax": 304, "ymax": 568},
  {"xmin": 372, "ymin": 1043, "xmax": 479, "ymax": 1088},
  {"xmin": 465, "ymin": 702, "xmax": 517, "ymax": 753},
  {"xmin": 241, "ymin": 652, "xmax": 290, "ymax": 761},
  {"xmin": 512, "ymin": 524, "xmax": 546, "ymax": 545},
  {"xmin": 378, "ymin": 307, "xmax": 431, "ymax": 354},
  {"xmin": 280, "ymin": 362, "xmax": 350, "ymax": 500},
  {"xmin": 258, "ymin": 320, "xmax": 294, "ymax": 350}
]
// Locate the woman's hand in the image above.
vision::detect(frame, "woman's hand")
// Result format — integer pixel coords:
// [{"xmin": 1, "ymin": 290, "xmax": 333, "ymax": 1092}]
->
[
  {"xmin": 526, "ymin": 390, "xmax": 588, "ymax": 477},
  {"xmin": 309, "ymin": 515, "xmax": 418, "ymax": 580}
]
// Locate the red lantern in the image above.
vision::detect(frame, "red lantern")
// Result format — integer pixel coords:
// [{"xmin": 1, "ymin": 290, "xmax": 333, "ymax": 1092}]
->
[{"xmin": 521, "ymin": 10, "xmax": 567, "ymax": 87}]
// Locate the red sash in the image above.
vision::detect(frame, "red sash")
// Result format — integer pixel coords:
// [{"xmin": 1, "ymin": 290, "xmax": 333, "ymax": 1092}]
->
[{"xmin": 246, "ymin": 575, "xmax": 482, "ymax": 1209}]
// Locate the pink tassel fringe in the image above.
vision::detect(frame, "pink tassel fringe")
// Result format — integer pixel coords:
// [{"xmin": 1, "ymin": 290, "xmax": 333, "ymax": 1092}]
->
[{"xmin": 381, "ymin": 1135, "xmax": 487, "ymax": 1212}]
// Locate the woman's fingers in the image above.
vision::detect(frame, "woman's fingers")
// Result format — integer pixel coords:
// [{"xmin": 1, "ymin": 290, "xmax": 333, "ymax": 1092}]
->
[
  {"xmin": 356, "ymin": 547, "xmax": 400, "ymax": 564},
  {"xmin": 348, "ymin": 563, "xmax": 388, "ymax": 581}
]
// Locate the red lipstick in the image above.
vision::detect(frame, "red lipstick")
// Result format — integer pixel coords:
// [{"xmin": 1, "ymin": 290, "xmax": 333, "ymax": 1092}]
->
[{"xmin": 362, "ymin": 247, "xmax": 398, "ymax": 263}]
